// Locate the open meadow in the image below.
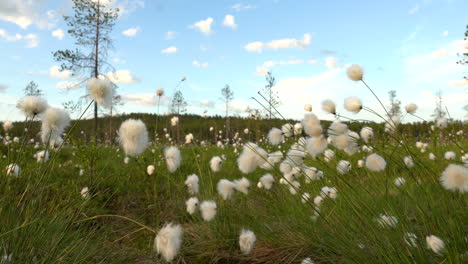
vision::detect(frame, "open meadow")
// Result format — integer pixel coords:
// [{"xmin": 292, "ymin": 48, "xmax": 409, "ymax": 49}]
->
[
  {"xmin": 0, "ymin": 1, "xmax": 467, "ymax": 263},
  {"xmin": 1, "ymin": 97, "xmax": 467, "ymax": 263}
]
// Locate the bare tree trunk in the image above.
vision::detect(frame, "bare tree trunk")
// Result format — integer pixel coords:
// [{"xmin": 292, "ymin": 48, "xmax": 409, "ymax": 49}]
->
[{"xmin": 93, "ymin": 0, "xmax": 101, "ymax": 142}]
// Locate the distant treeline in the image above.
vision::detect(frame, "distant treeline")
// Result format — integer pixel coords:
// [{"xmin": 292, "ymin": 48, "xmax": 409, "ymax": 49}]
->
[{"xmin": 4, "ymin": 113, "xmax": 466, "ymax": 144}]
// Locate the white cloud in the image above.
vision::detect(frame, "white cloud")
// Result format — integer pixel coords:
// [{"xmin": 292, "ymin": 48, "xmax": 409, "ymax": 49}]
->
[
  {"xmin": 165, "ymin": 31, "xmax": 176, "ymax": 40},
  {"xmin": 325, "ymin": 57, "xmax": 338, "ymax": 69},
  {"xmin": 0, "ymin": 29, "xmax": 39, "ymax": 48},
  {"xmin": 244, "ymin": 33, "xmax": 311, "ymax": 52},
  {"xmin": 231, "ymin": 3, "xmax": 256, "ymax": 11},
  {"xmin": 0, "ymin": 1, "xmax": 60, "ymax": 29},
  {"xmin": 255, "ymin": 59, "xmax": 304, "ymax": 76},
  {"xmin": 443, "ymin": 31, "xmax": 449, "ymax": 37},
  {"xmin": 52, "ymin": 29, "xmax": 64, "ymax": 40},
  {"xmin": 161, "ymin": 46, "xmax": 177, "ymax": 54},
  {"xmin": 97, "ymin": 0, "xmax": 144, "ymax": 17},
  {"xmin": 190, "ymin": 17, "xmax": 214, "ymax": 35},
  {"xmin": 200, "ymin": 100, "xmax": 214, "ymax": 108},
  {"xmin": 49, "ymin": 66, "xmax": 73, "ymax": 80},
  {"xmin": 105, "ymin": 70, "xmax": 139, "ymax": 83},
  {"xmin": 56, "ymin": 81, "xmax": 79, "ymax": 89},
  {"xmin": 223, "ymin": 14, "xmax": 237, "ymax": 29},
  {"xmin": 448, "ymin": 79, "xmax": 468, "ymax": 87},
  {"xmin": 408, "ymin": 5, "xmax": 419, "ymax": 15},
  {"xmin": 192, "ymin": 60, "xmax": 209, "ymax": 68},
  {"xmin": 122, "ymin": 93, "xmax": 159, "ymax": 106},
  {"xmin": 122, "ymin": 26, "xmax": 140, "ymax": 37},
  {"xmin": 308, "ymin": 59, "xmax": 320, "ymax": 65},
  {"xmin": 24, "ymin": 34, "xmax": 39, "ymax": 48}
]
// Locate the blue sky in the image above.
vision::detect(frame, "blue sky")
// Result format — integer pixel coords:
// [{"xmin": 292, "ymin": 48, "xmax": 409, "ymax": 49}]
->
[{"xmin": 0, "ymin": 0, "xmax": 467, "ymax": 122}]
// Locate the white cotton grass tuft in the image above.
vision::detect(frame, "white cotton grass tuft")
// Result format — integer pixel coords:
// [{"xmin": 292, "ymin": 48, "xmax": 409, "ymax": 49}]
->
[
  {"xmin": 239, "ymin": 229, "xmax": 256, "ymax": 255},
  {"xmin": 36, "ymin": 150, "xmax": 50, "ymax": 163},
  {"xmin": 347, "ymin": 64, "xmax": 364, "ymax": 81},
  {"xmin": 305, "ymin": 136, "xmax": 328, "ymax": 158},
  {"xmin": 267, "ymin": 127, "xmax": 284, "ymax": 145},
  {"xmin": 237, "ymin": 142, "xmax": 268, "ymax": 174},
  {"xmin": 234, "ymin": 177, "xmax": 250, "ymax": 194},
  {"xmin": 304, "ymin": 104, "xmax": 312, "ymax": 112},
  {"xmin": 394, "ymin": 177, "xmax": 406, "ymax": 187},
  {"xmin": 87, "ymin": 77, "xmax": 113, "ymax": 108},
  {"xmin": 6, "ymin": 164, "xmax": 20, "ymax": 177},
  {"xmin": 184, "ymin": 174, "xmax": 199, "ymax": 195},
  {"xmin": 281, "ymin": 123, "xmax": 294, "ymax": 137},
  {"xmin": 118, "ymin": 119, "xmax": 149, "ymax": 156},
  {"xmin": 376, "ymin": 214, "xmax": 398, "ymax": 228},
  {"xmin": 429, "ymin": 153, "xmax": 436, "ymax": 160},
  {"xmin": 259, "ymin": 174, "xmax": 275, "ymax": 190},
  {"xmin": 17, "ymin": 96, "xmax": 48, "ymax": 118},
  {"xmin": 80, "ymin": 187, "xmax": 90, "ymax": 199},
  {"xmin": 210, "ymin": 156, "xmax": 223, "ymax": 172},
  {"xmin": 436, "ymin": 118, "xmax": 447, "ymax": 129},
  {"xmin": 200, "ymin": 200, "xmax": 217, "ymax": 221},
  {"xmin": 185, "ymin": 197, "xmax": 199, "ymax": 215},
  {"xmin": 324, "ymin": 149, "xmax": 335, "ymax": 162},
  {"xmin": 301, "ymin": 113, "xmax": 321, "ymax": 136},
  {"xmin": 41, "ymin": 107, "xmax": 70, "ymax": 146},
  {"xmin": 404, "ymin": 156, "xmax": 414, "ymax": 168},
  {"xmin": 320, "ymin": 186, "xmax": 337, "ymax": 199},
  {"xmin": 337, "ymin": 160, "xmax": 351, "ymax": 174},
  {"xmin": 147, "ymin": 165, "xmax": 155, "ymax": 175},
  {"xmin": 344, "ymin": 97, "xmax": 363, "ymax": 113},
  {"xmin": 170, "ymin": 116, "xmax": 179, "ymax": 126},
  {"xmin": 2, "ymin": 121, "xmax": 13, "ymax": 131},
  {"xmin": 439, "ymin": 164, "xmax": 468, "ymax": 193},
  {"xmin": 321, "ymin": 99, "xmax": 336, "ymax": 115},
  {"xmin": 444, "ymin": 151, "xmax": 456, "ymax": 160},
  {"xmin": 185, "ymin": 133, "xmax": 194, "ymax": 144},
  {"xmin": 360, "ymin": 126, "xmax": 374, "ymax": 143},
  {"xmin": 217, "ymin": 179, "xmax": 236, "ymax": 200},
  {"xmin": 301, "ymin": 257, "xmax": 315, "ymax": 264},
  {"xmin": 154, "ymin": 223, "xmax": 183, "ymax": 262},
  {"xmin": 404, "ymin": 232, "xmax": 418, "ymax": 247},
  {"xmin": 405, "ymin": 103, "xmax": 418, "ymax": 114},
  {"xmin": 293, "ymin": 123, "xmax": 303, "ymax": 135},
  {"xmin": 426, "ymin": 235, "xmax": 445, "ymax": 255},
  {"xmin": 164, "ymin": 146, "xmax": 181, "ymax": 173},
  {"xmin": 365, "ymin": 153, "xmax": 386, "ymax": 172}
]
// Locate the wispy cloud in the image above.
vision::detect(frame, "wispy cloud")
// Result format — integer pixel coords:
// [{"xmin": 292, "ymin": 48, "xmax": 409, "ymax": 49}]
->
[
  {"xmin": 190, "ymin": 17, "xmax": 214, "ymax": 35},
  {"xmin": 161, "ymin": 46, "xmax": 177, "ymax": 54},
  {"xmin": 122, "ymin": 26, "xmax": 140, "ymax": 37},
  {"xmin": 231, "ymin": 3, "xmax": 256, "ymax": 12},
  {"xmin": 245, "ymin": 33, "xmax": 311, "ymax": 52}
]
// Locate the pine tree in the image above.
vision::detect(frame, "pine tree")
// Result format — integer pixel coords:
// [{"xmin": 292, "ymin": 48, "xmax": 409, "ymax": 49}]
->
[
  {"xmin": 387, "ymin": 90, "xmax": 402, "ymax": 117},
  {"xmin": 23, "ymin": 81, "xmax": 43, "ymax": 96},
  {"xmin": 220, "ymin": 85, "xmax": 234, "ymax": 142},
  {"xmin": 53, "ymin": 0, "xmax": 118, "ymax": 140},
  {"xmin": 262, "ymin": 72, "xmax": 281, "ymax": 119}
]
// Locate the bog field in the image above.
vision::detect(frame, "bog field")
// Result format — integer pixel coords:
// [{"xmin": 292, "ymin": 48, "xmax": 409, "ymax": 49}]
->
[{"xmin": 1, "ymin": 94, "xmax": 467, "ymax": 264}]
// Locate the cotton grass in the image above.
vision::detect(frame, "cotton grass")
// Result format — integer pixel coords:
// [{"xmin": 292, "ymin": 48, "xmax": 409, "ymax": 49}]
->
[
  {"xmin": 217, "ymin": 179, "xmax": 235, "ymax": 200},
  {"xmin": 365, "ymin": 153, "xmax": 386, "ymax": 172},
  {"xmin": 41, "ymin": 107, "xmax": 70, "ymax": 146},
  {"xmin": 118, "ymin": 119, "xmax": 149, "ymax": 156},
  {"xmin": 87, "ymin": 77, "xmax": 113, "ymax": 108},
  {"xmin": 440, "ymin": 164, "xmax": 468, "ymax": 193},
  {"xmin": 200, "ymin": 200, "xmax": 217, "ymax": 221},
  {"xmin": 239, "ymin": 229, "xmax": 256, "ymax": 255},
  {"xmin": 164, "ymin": 146, "xmax": 181, "ymax": 173},
  {"xmin": 154, "ymin": 223, "xmax": 183, "ymax": 262},
  {"xmin": 17, "ymin": 96, "xmax": 48, "ymax": 118}
]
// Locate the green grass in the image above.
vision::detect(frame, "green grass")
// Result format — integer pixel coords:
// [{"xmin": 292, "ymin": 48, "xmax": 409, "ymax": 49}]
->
[{"xmin": 0, "ymin": 127, "xmax": 467, "ymax": 263}]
